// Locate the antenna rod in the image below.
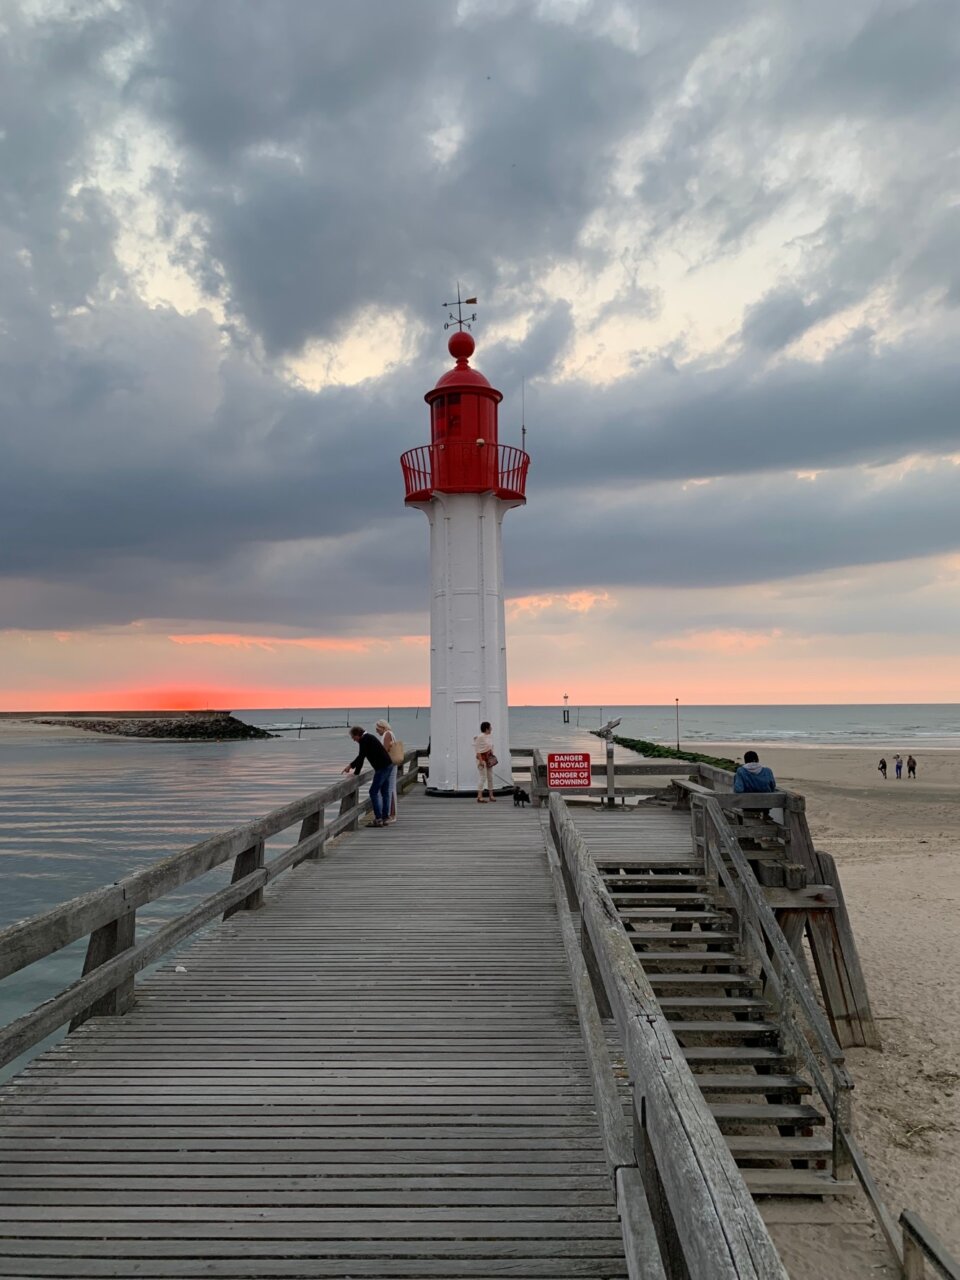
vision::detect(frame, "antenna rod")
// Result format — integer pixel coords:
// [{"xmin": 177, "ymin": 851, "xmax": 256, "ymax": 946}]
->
[{"xmin": 521, "ymin": 377, "xmax": 526, "ymax": 450}]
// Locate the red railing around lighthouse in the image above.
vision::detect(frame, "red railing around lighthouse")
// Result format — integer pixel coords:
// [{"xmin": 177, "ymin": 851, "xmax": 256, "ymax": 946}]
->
[{"xmin": 401, "ymin": 442, "xmax": 530, "ymax": 503}]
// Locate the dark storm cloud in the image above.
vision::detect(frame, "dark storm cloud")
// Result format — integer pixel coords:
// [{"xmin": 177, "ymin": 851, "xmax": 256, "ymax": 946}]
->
[
  {"xmin": 129, "ymin": 0, "xmax": 656, "ymax": 354},
  {"xmin": 3, "ymin": 0, "xmax": 960, "ymax": 638}
]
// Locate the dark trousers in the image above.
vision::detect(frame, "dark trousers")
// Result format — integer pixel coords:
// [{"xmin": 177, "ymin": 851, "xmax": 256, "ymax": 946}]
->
[{"xmin": 369, "ymin": 766, "xmax": 393, "ymax": 821}]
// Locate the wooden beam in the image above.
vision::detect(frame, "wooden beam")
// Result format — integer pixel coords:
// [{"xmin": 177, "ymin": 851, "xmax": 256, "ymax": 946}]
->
[
  {"xmin": 68, "ymin": 909, "xmax": 137, "ymax": 1031},
  {"xmin": 297, "ymin": 807, "xmax": 325, "ymax": 861},
  {"xmin": 223, "ymin": 840, "xmax": 265, "ymax": 919}
]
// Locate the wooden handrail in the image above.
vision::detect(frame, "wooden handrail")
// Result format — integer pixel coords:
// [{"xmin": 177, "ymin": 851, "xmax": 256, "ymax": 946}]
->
[
  {"xmin": 693, "ymin": 797, "xmax": 850, "ymax": 1092},
  {"xmin": 0, "ymin": 750, "xmax": 423, "ymax": 1068},
  {"xmin": 548, "ymin": 793, "xmax": 787, "ymax": 1280}
]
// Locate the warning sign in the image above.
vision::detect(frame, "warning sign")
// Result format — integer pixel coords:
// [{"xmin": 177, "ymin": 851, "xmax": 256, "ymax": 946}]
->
[{"xmin": 547, "ymin": 752, "xmax": 591, "ymax": 789}]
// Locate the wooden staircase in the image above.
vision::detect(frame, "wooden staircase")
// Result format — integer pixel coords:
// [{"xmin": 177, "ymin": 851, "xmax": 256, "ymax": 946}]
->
[{"xmin": 597, "ymin": 858, "xmax": 855, "ymax": 1198}]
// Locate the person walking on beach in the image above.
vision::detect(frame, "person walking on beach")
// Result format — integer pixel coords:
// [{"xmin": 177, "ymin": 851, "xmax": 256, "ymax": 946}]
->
[
  {"xmin": 907, "ymin": 754, "xmax": 917, "ymax": 779},
  {"xmin": 733, "ymin": 750, "xmax": 777, "ymax": 793},
  {"xmin": 474, "ymin": 721, "xmax": 497, "ymax": 803},
  {"xmin": 878, "ymin": 757, "xmax": 887, "ymax": 780},
  {"xmin": 342, "ymin": 726, "xmax": 393, "ymax": 827},
  {"xmin": 376, "ymin": 719, "xmax": 399, "ymax": 824},
  {"xmin": 894, "ymin": 753, "xmax": 903, "ymax": 780}
]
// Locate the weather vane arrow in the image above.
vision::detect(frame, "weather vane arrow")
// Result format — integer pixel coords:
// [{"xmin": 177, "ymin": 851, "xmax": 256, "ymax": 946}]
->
[{"xmin": 443, "ymin": 281, "xmax": 478, "ymax": 331}]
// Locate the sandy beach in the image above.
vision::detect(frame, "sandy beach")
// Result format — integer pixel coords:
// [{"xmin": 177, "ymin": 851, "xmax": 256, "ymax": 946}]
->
[{"xmin": 708, "ymin": 744, "xmax": 960, "ymax": 1273}]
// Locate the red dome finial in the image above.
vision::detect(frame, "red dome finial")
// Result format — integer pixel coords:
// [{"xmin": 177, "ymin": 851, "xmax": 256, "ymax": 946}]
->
[{"xmin": 448, "ymin": 330, "xmax": 475, "ymax": 364}]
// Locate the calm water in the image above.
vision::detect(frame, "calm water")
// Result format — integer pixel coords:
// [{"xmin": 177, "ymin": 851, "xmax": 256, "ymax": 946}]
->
[{"xmin": 1, "ymin": 703, "xmax": 957, "ymax": 1078}]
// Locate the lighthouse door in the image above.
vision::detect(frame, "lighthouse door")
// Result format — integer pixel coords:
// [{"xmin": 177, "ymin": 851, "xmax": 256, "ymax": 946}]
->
[{"xmin": 455, "ymin": 700, "xmax": 481, "ymax": 792}]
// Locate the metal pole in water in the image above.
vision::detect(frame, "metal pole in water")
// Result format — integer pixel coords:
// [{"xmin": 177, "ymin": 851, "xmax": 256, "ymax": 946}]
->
[{"xmin": 675, "ymin": 698, "xmax": 680, "ymax": 751}]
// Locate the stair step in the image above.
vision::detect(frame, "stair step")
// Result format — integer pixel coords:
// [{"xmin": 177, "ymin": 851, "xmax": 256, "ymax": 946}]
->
[
  {"xmin": 668, "ymin": 1020, "xmax": 779, "ymax": 1037},
  {"xmin": 597, "ymin": 861, "xmax": 703, "ymax": 872},
  {"xmin": 742, "ymin": 1168, "xmax": 854, "ymax": 1197},
  {"xmin": 627, "ymin": 936, "xmax": 742, "ymax": 947},
  {"xmin": 650, "ymin": 973, "xmax": 762, "ymax": 988},
  {"xmin": 692, "ymin": 1074, "xmax": 811, "ymax": 1094},
  {"xmin": 711, "ymin": 1103, "xmax": 824, "ymax": 1127},
  {"xmin": 619, "ymin": 910, "xmax": 732, "ymax": 922},
  {"xmin": 640, "ymin": 947, "xmax": 742, "ymax": 962},
  {"xmin": 600, "ymin": 873, "xmax": 708, "ymax": 886},
  {"xmin": 658, "ymin": 998, "xmax": 768, "ymax": 1011},
  {"xmin": 727, "ymin": 1135, "xmax": 833, "ymax": 1158},
  {"xmin": 612, "ymin": 893, "xmax": 709, "ymax": 906},
  {"xmin": 683, "ymin": 1047, "xmax": 788, "ymax": 1065}
]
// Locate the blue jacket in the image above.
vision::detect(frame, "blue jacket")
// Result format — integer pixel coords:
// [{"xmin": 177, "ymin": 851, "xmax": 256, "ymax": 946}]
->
[{"xmin": 733, "ymin": 764, "xmax": 777, "ymax": 793}]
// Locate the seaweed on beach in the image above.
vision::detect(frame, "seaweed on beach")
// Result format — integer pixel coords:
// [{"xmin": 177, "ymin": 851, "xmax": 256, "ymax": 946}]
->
[{"xmin": 590, "ymin": 730, "xmax": 736, "ymax": 772}]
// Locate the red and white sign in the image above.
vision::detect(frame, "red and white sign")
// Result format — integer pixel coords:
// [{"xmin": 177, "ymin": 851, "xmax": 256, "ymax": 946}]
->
[{"xmin": 547, "ymin": 752, "xmax": 591, "ymax": 789}]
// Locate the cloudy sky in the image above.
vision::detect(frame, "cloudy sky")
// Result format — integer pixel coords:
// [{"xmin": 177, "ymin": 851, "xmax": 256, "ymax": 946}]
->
[{"xmin": 3, "ymin": 0, "xmax": 959, "ymax": 709}]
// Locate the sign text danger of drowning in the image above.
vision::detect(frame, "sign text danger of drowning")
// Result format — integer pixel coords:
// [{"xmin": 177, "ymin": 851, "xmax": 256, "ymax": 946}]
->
[{"xmin": 547, "ymin": 752, "xmax": 591, "ymax": 788}]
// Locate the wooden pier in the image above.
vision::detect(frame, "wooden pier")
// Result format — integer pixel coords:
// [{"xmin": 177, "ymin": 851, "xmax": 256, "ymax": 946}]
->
[
  {"xmin": 1, "ymin": 751, "xmax": 955, "ymax": 1279},
  {"xmin": 0, "ymin": 794, "xmax": 630, "ymax": 1277}
]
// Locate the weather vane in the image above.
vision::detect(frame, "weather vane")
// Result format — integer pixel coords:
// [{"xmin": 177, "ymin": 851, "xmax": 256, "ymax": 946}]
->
[{"xmin": 442, "ymin": 282, "xmax": 477, "ymax": 331}]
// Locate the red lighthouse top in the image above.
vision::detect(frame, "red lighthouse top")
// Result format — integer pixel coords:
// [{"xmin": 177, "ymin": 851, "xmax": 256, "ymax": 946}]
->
[{"xmin": 401, "ymin": 329, "xmax": 529, "ymax": 505}]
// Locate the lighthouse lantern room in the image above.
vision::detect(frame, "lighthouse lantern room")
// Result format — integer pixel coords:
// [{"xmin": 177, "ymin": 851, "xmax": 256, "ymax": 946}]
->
[{"xmin": 401, "ymin": 321, "xmax": 529, "ymax": 794}]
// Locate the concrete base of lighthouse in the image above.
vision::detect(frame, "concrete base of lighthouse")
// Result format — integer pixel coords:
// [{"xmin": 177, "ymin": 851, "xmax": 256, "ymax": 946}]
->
[{"xmin": 412, "ymin": 489, "xmax": 517, "ymax": 796}]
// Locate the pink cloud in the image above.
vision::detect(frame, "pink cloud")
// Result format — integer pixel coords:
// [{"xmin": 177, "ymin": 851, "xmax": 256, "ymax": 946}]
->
[
  {"xmin": 168, "ymin": 632, "xmax": 384, "ymax": 655},
  {"xmin": 507, "ymin": 590, "xmax": 613, "ymax": 620},
  {"xmin": 653, "ymin": 628, "xmax": 785, "ymax": 654}
]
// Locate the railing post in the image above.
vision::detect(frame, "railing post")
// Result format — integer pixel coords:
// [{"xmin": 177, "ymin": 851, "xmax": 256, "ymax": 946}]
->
[
  {"xmin": 903, "ymin": 1230, "xmax": 925, "ymax": 1280},
  {"xmin": 69, "ymin": 907, "xmax": 137, "ymax": 1030},
  {"xmin": 223, "ymin": 838, "xmax": 265, "ymax": 918},
  {"xmin": 833, "ymin": 1092, "xmax": 854, "ymax": 1183},
  {"xmin": 339, "ymin": 777, "xmax": 361, "ymax": 830},
  {"xmin": 531, "ymin": 749, "xmax": 544, "ymax": 807},
  {"xmin": 298, "ymin": 808, "xmax": 325, "ymax": 860}
]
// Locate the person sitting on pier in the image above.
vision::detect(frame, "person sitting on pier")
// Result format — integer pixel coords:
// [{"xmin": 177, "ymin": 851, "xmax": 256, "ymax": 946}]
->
[
  {"xmin": 733, "ymin": 749, "xmax": 777, "ymax": 793},
  {"xmin": 342, "ymin": 726, "xmax": 393, "ymax": 827}
]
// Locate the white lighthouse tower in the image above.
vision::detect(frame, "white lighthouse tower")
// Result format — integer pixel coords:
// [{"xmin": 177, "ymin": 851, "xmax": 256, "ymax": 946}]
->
[{"xmin": 401, "ymin": 320, "xmax": 529, "ymax": 794}]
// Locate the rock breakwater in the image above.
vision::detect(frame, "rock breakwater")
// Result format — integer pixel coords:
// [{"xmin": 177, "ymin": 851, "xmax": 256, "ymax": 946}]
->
[{"xmin": 32, "ymin": 714, "xmax": 275, "ymax": 740}]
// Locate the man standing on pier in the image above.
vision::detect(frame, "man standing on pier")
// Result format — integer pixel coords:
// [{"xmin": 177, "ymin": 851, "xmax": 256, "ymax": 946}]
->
[{"xmin": 342, "ymin": 726, "xmax": 394, "ymax": 827}]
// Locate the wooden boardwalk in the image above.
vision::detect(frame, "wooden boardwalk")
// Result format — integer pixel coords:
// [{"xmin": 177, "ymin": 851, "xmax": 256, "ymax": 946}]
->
[
  {"xmin": 0, "ymin": 794, "xmax": 628, "ymax": 1278},
  {"xmin": 566, "ymin": 807, "xmax": 697, "ymax": 866}
]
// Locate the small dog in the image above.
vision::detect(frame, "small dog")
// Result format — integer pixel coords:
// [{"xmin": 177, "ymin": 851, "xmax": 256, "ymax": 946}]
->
[{"xmin": 513, "ymin": 785, "xmax": 531, "ymax": 808}]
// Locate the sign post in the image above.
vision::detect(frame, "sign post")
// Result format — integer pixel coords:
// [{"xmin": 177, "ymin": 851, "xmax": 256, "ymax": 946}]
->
[{"xmin": 546, "ymin": 752, "xmax": 591, "ymax": 790}]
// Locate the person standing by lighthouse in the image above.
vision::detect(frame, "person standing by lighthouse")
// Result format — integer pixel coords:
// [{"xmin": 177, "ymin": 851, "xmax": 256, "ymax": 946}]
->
[{"xmin": 401, "ymin": 299, "xmax": 530, "ymax": 795}]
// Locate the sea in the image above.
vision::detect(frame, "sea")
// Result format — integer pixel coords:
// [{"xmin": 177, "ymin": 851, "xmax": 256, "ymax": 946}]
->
[{"xmin": 1, "ymin": 703, "xmax": 957, "ymax": 1079}]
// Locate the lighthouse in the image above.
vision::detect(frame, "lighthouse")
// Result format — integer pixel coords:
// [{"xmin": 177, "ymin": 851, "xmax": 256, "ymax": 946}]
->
[{"xmin": 401, "ymin": 320, "xmax": 529, "ymax": 794}]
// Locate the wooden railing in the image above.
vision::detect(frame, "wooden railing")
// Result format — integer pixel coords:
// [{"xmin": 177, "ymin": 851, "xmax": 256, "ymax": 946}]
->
[
  {"xmin": 0, "ymin": 750, "xmax": 422, "ymax": 1072},
  {"xmin": 527, "ymin": 747, "xmax": 687, "ymax": 805},
  {"xmin": 690, "ymin": 792, "xmax": 854, "ymax": 1184},
  {"xmin": 548, "ymin": 792, "xmax": 788, "ymax": 1280},
  {"xmin": 902, "ymin": 1211, "xmax": 960, "ymax": 1279}
]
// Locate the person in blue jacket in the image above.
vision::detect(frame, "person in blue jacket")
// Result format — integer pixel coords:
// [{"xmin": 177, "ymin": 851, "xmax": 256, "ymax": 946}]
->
[{"xmin": 733, "ymin": 750, "xmax": 777, "ymax": 793}]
